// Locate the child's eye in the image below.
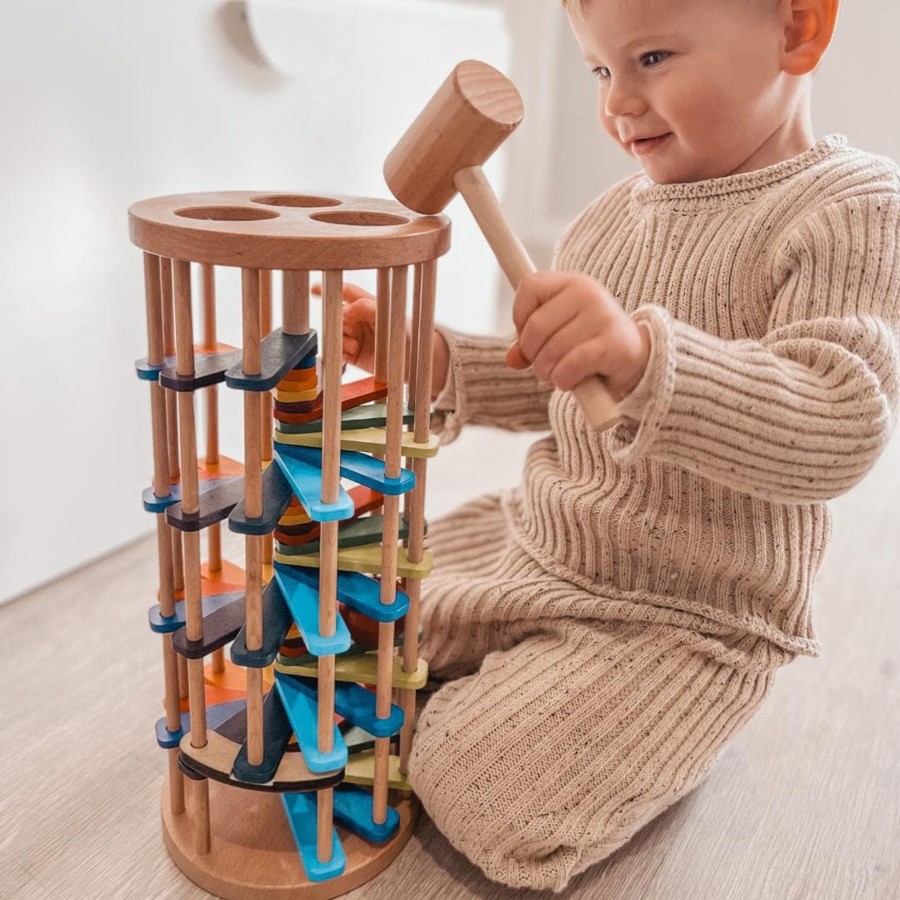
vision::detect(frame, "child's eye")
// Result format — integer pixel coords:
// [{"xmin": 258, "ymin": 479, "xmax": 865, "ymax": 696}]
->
[
  {"xmin": 641, "ymin": 50, "xmax": 671, "ymax": 67},
  {"xmin": 591, "ymin": 66, "xmax": 610, "ymax": 80}
]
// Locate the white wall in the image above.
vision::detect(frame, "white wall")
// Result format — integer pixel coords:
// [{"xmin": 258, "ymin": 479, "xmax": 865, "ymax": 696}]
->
[
  {"xmin": 0, "ymin": 0, "xmax": 510, "ymax": 603},
  {"xmin": 4, "ymin": 0, "xmax": 898, "ymax": 602}
]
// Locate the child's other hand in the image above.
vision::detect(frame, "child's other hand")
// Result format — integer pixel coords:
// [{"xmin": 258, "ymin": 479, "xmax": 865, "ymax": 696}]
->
[
  {"xmin": 311, "ymin": 281, "xmax": 377, "ymax": 373},
  {"xmin": 506, "ymin": 272, "xmax": 650, "ymax": 402}
]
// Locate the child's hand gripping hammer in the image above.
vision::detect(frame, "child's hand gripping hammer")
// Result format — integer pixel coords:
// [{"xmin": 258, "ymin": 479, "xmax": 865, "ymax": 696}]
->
[{"xmin": 384, "ymin": 59, "xmax": 620, "ymax": 431}]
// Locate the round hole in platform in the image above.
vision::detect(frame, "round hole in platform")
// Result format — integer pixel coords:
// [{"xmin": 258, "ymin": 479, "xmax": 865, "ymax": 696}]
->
[
  {"xmin": 175, "ymin": 206, "xmax": 280, "ymax": 221},
  {"xmin": 251, "ymin": 194, "xmax": 342, "ymax": 208},
  {"xmin": 310, "ymin": 211, "xmax": 410, "ymax": 227}
]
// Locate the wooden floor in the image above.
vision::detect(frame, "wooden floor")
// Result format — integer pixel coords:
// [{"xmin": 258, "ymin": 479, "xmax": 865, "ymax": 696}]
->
[{"xmin": 2, "ymin": 425, "xmax": 898, "ymax": 900}]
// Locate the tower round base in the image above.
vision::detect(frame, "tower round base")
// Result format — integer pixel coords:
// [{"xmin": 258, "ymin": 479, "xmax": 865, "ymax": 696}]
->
[{"xmin": 161, "ymin": 775, "xmax": 419, "ymax": 900}]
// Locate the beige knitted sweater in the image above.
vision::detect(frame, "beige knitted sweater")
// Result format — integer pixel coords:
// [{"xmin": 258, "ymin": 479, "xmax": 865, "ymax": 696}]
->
[{"xmin": 430, "ymin": 134, "xmax": 900, "ymax": 661}]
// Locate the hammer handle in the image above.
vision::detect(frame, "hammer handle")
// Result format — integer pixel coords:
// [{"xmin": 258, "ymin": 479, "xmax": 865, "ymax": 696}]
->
[{"xmin": 453, "ymin": 166, "xmax": 621, "ymax": 431}]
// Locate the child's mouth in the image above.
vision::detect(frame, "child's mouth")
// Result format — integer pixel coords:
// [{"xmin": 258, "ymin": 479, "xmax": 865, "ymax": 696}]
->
[{"xmin": 632, "ymin": 133, "xmax": 672, "ymax": 156}]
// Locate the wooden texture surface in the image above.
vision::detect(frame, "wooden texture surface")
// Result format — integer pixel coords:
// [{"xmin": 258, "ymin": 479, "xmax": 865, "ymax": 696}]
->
[
  {"xmin": 384, "ymin": 60, "xmax": 523, "ymax": 215},
  {"xmin": 128, "ymin": 193, "xmax": 450, "ymax": 271},
  {"xmin": 162, "ymin": 779, "xmax": 417, "ymax": 900},
  {"xmin": 1, "ymin": 426, "xmax": 898, "ymax": 899}
]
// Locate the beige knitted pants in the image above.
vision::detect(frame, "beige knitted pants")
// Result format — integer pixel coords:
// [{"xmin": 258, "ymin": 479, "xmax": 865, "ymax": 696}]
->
[{"xmin": 409, "ymin": 501, "xmax": 791, "ymax": 892}]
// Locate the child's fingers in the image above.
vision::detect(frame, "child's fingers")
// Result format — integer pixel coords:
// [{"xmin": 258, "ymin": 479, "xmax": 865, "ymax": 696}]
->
[
  {"xmin": 505, "ymin": 341, "xmax": 530, "ymax": 369},
  {"xmin": 516, "ymin": 295, "xmax": 579, "ymax": 368},
  {"xmin": 311, "ymin": 281, "xmax": 375, "ymax": 303},
  {"xmin": 344, "ymin": 336, "xmax": 361, "ymax": 360},
  {"xmin": 512, "ymin": 271, "xmax": 578, "ymax": 332}
]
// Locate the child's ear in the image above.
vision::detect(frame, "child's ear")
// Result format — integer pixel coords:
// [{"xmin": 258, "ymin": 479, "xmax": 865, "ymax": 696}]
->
[{"xmin": 780, "ymin": 0, "xmax": 839, "ymax": 75}]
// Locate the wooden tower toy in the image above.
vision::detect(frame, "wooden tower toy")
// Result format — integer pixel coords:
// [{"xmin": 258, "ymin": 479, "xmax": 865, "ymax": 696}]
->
[{"xmin": 130, "ymin": 191, "xmax": 449, "ymax": 898}]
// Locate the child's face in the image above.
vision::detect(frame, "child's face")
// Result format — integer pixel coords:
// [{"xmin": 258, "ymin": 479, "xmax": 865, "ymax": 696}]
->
[{"xmin": 568, "ymin": 0, "xmax": 810, "ymax": 184}]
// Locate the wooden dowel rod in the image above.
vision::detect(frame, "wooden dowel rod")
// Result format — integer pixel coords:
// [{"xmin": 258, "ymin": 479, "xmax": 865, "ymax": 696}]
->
[
  {"xmin": 243, "ymin": 409, "xmax": 265, "ymax": 764},
  {"xmin": 208, "ymin": 522, "xmax": 222, "ymax": 573},
  {"xmin": 414, "ymin": 259, "xmax": 438, "ymax": 443},
  {"xmin": 247, "ymin": 665, "xmax": 264, "ymax": 766},
  {"xmin": 317, "ymin": 654, "xmax": 336, "ymax": 754},
  {"xmin": 156, "ymin": 516, "xmax": 176, "ymax": 618},
  {"xmin": 177, "ymin": 653, "xmax": 188, "ymax": 700},
  {"xmin": 407, "ymin": 263, "xmax": 422, "ymax": 410},
  {"xmin": 143, "ymin": 254, "xmax": 172, "ymax": 501},
  {"xmin": 399, "ymin": 458, "xmax": 427, "ymax": 773},
  {"xmin": 160, "ymin": 257, "xmax": 175, "ymax": 356},
  {"xmin": 174, "ymin": 261, "xmax": 195, "ymax": 378},
  {"xmin": 374, "ymin": 735, "xmax": 391, "ymax": 824},
  {"xmin": 162, "ymin": 633, "xmax": 182, "ymax": 734},
  {"xmin": 174, "ymin": 260, "xmax": 200, "ymax": 519},
  {"xmin": 317, "ymin": 270, "xmax": 343, "ymax": 763},
  {"xmin": 373, "ymin": 265, "xmax": 409, "ymax": 824},
  {"xmin": 375, "ymin": 268, "xmax": 390, "ymax": 383},
  {"xmin": 260, "ymin": 269, "xmax": 274, "ymax": 465},
  {"xmin": 143, "ymin": 253, "xmax": 165, "ymax": 366},
  {"xmin": 205, "ymin": 387, "xmax": 219, "ymax": 467},
  {"xmin": 199, "ymin": 263, "xmax": 220, "ymax": 467},
  {"xmin": 317, "ymin": 787, "xmax": 334, "ymax": 863},
  {"xmin": 246, "ymin": 536, "xmax": 263, "ymax": 650},
  {"xmin": 160, "ymin": 257, "xmax": 180, "ymax": 483},
  {"xmin": 187, "ymin": 656, "xmax": 208, "ymax": 747},
  {"xmin": 244, "ymin": 393, "xmax": 263, "ymax": 519},
  {"xmin": 373, "ymin": 618, "xmax": 396, "ymax": 825},
  {"xmin": 261, "ymin": 391, "xmax": 273, "ymax": 464},
  {"xmin": 157, "ymin": 512, "xmax": 180, "ymax": 752},
  {"xmin": 171, "ymin": 526, "xmax": 185, "ymax": 594},
  {"xmin": 167, "ymin": 748, "xmax": 185, "ymax": 816},
  {"xmin": 174, "ymin": 260, "xmax": 205, "ymax": 753},
  {"xmin": 384, "ymin": 266, "xmax": 408, "ymax": 478},
  {"xmin": 240, "ymin": 268, "xmax": 266, "ymax": 771},
  {"xmin": 242, "ymin": 268, "xmax": 262, "ymax": 376},
  {"xmin": 260, "ymin": 269, "xmax": 272, "ymax": 334},
  {"xmin": 183, "ymin": 529, "xmax": 204, "ymax": 647},
  {"xmin": 243, "ymin": 268, "xmax": 263, "ymax": 524},
  {"xmin": 320, "ymin": 271, "xmax": 343, "ymax": 507},
  {"xmin": 165, "ymin": 390, "xmax": 180, "ymax": 482},
  {"xmin": 150, "ymin": 384, "xmax": 171, "ymax": 504},
  {"xmin": 194, "ymin": 778, "xmax": 211, "ymax": 855},
  {"xmin": 179, "ymin": 322, "xmax": 207, "ymax": 755},
  {"xmin": 201, "ymin": 264, "xmax": 216, "ymax": 351},
  {"xmin": 177, "ymin": 394, "xmax": 200, "ymax": 515},
  {"xmin": 283, "ymin": 270, "xmax": 310, "ymax": 336},
  {"xmin": 399, "ymin": 669, "xmax": 416, "ymax": 775},
  {"xmin": 403, "ymin": 460, "xmax": 427, "ymax": 654},
  {"xmin": 401, "ymin": 259, "xmax": 436, "ymax": 771},
  {"xmin": 405, "ymin": 462, "xmax": 428, "ymax": 563}
]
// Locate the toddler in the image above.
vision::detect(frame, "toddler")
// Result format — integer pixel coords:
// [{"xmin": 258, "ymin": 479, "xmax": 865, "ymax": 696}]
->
[{"xmin": 340, "ymin": 0, "xmax": 900, "ymax": 891}]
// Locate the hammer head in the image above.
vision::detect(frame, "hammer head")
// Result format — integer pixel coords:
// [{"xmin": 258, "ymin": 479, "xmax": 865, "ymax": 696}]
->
[{"xmin": 384, "ymin": 60, "xmax": 524, "ymax": 215}]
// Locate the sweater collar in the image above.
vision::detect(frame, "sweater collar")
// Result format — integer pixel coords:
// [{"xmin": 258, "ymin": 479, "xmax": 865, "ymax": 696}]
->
[{"xmin": 630, "ymin": 134, "xmax": 848, "ymax": 206}]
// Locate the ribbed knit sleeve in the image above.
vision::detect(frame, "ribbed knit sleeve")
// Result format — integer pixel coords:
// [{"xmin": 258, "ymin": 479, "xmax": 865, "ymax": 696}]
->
[
  {"xmin": 609, "ymin": 192, "xmax": 900, "ymax": 503},
  {"xmin": 431, "ymin": 325, "xmax": 554, "ymax": 443}
]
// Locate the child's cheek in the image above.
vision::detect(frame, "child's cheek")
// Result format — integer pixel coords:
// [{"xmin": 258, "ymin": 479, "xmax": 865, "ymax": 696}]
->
[{"xmin": 597, "ymin": 103, "xmax": 617, "ymax": 140}]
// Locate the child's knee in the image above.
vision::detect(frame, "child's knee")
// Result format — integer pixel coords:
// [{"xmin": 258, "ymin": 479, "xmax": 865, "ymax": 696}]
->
[
  {"xmin": 408, "ymin": 740, "xmax": 586, "ymax": 892},
  {"xmin": 408, "ymin": 696, "xmax": 600, "ymax": 892}
]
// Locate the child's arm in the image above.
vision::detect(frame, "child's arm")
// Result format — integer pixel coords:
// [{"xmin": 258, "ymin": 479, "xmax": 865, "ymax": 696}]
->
[
  {"xmin": 331, "ymin": 282, "xmax": 555, "ymax": 439},
  {"xmin": 520, "ymin": 191, "xmax": 900, "ymax": 504}
]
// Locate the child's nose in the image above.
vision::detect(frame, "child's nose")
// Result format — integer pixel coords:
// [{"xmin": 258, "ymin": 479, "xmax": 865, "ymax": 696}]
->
[{"xmin": 603, "ymin": 77, "xmax": 645, "ymax": 120}]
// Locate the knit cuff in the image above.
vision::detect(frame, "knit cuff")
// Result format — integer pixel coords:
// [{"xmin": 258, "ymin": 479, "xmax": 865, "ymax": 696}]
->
[
  {"xmin": 616, "ymin": 318, "xmax": 656, "ymax": 420},
  {"xmin": 429, "ymin": 326, "xmax": 553, "ymax": 442},
  {"xmin": 609, "ymin": 305, "xmax": 678, "ymax": 463},
  {"xmin": 431, "ymin": 326, "xmax": 464, "ymax": 444}
]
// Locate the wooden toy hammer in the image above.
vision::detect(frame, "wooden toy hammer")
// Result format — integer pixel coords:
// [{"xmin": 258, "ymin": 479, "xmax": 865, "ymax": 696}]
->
[{"xmin": 384, "ymin": 59, "xmax": 620, "ymax": 431}]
